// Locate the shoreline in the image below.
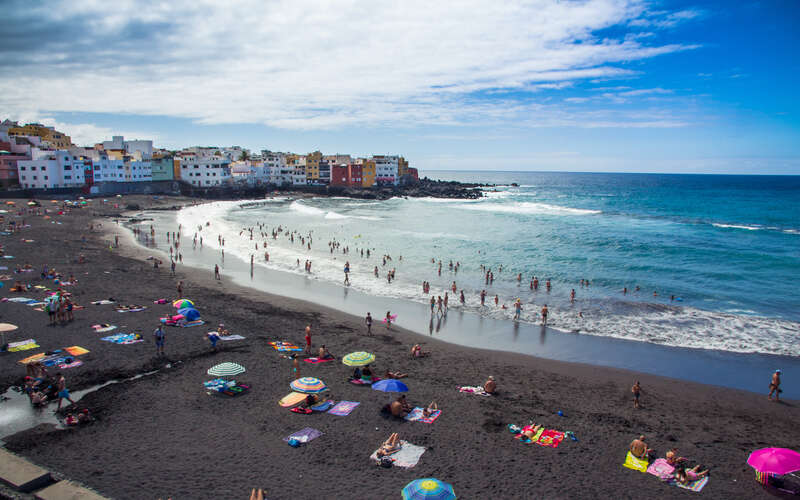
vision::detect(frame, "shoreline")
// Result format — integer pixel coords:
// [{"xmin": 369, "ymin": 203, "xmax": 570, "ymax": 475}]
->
[
  {"xmin": 0, "ymin": 195, "xmax": 797, "ymax": 499},
  {"xmin": 128, "ymin": 199, "xmax": 800, "ymax": 399}
]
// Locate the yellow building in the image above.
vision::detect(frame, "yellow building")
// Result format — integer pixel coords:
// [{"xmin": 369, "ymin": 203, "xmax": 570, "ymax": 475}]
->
[
  {"xmin": 8, "ymin": 123, "xmax": 73, "ymax": 149},
  {"xmin": 398, "ymin": 157, "xmax": 408, "ymax": 178},
  {"xmin": 359, "ymin": 158, "xmax": 376, "ymax": 187},
  {"xmin": 305, "ymin": 150, "xmax": 322, "ymax": 181}
]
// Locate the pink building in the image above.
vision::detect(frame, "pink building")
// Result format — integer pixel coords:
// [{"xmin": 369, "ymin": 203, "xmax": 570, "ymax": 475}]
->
[{"xmin": 0, "ymin": 141, "xmax": 27, "ymax": 188}]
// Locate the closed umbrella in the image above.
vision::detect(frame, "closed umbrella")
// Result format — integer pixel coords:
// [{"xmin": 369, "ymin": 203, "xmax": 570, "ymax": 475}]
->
[
  {"xmin": 372, "ymin": 379, "xmax": 408, "ymax": 393},
  {"xmin": 748, "ymin": 448, "xmax": 800, "ymax": 475},
  {"xmin": 342, "ymin": 351, "xmax": 376, "ymax": 367},
  {"xmin": 207, "ymin": 362, "xmax": 245, "ymax": 377},
  {"xmin": 402, "ymin": 478, "xmax": 456, "ymax": 500},
  {"xmin": 290, "ymin": 377, "xmax": 328, "ymax": 394}
]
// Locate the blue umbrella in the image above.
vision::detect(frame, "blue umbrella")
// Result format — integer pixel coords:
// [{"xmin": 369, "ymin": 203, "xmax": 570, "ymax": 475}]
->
[
  {"xmin": 402, "ymin": 478, "xmax": 456, "ymax": 500},
  {"xmin": 371, "ymin": 379, "xmax": 408, "ymax": 393},
  {"xmin": 178, "ymin": 307, "xmax": 200, "ymax": 321}
]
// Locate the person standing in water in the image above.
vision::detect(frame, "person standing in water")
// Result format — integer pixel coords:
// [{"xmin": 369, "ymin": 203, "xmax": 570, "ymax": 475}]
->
[
  {"xmin": 513, "ymin": 299, "xmax": 522, "ymax": 320},
  {"xmin": 541, "ymin": 304, "xmax": 548, "ymax": 325},
  {"xmin": 385, "ymin": 311, "xmax": 393, "ymax": 328},
  {"xmin": 344, "ymin": 261, "xmax": 350, "ymax": 285}
]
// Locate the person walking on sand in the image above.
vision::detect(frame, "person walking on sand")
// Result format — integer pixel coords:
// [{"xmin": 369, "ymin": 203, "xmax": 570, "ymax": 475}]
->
[
  {"xmin": 632, "ymin": 381, "xmax": 642, "ymax": 409},
  {"xmin": 56, "ymin": 372, "xmax": 75, "ymax": 410},
  {"xmin": 541, "ymin": 304, "xmax": 548, "ymax": 325},
  {"xmin": 154, "ymin": 324, "xmax": 165, "ymax": 356},
  {"xmin": 176, "ymin": 281, "xmax": 183, "ymax": 298},
  {"xmin": 365, "ymin": 312, "xmax": 373, "ymax": 335},
  {"xmin": 304, "ymin": 325, "xmax": 312, "ymax": 355},
  {"xmin": 214, "ymin": 264, "xmax": 220, "ymax": 280},
  {"xmin": 292, "ymin": 354, "xmax": 300, "ymax": 380},
  {"xmin": 768, "ymin": 370, "xmax": 782, "ymax": 401}
]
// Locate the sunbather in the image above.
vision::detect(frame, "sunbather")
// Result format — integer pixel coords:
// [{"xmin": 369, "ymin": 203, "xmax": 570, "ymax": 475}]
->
[
  {"xmin": 666, "ymin": 449, "xmax": 687, "ymax": 466},
  {"xmin": 318, "ymin": 345, "xmax": 334, "ymax": 360},
  {"xmin": 411, "ymin": 344, "xmax": 429, "ymax": 358},
  {"xmin": 383, "ymin": 370, "xmax": 408, "ymax": 379},
  {"xmin": 422, "ymin": 401, "xmax": 438, "ymax": 418},
  {"xmin": 217, "ymin": 323, "xmax": 229, "ymax": 336},
  {"xmin": 483, "ymin": 375, "xmax": 497, "ymax": 394},
  {"xmin": 391, "ymin": 395, "xmax": 412, "ymax": 417},
  {"xmin": 518, "ymin": 423, "xmax": 543, "ymax": 441},
  {"xmin": 674, "ymin": 463, "xmax": 709, "ymax": 484},
  {"xmin": 377, "ymin": 433, "xmax": 402, "ymax": 457},
  {"xmin": 300, "ymin": 394, "xmax": 319, "ymax": 409},
  {"xmin": 630, "ymin": 435, "xmax": 652, "ymax": 459},
  {"xmin": 361, "ymin": 365, "xmax": 373, "ymax": 381}
]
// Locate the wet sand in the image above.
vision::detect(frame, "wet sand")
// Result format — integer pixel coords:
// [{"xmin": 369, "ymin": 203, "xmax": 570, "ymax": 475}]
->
[{"xmin": 0, "ymin": 195, "xmax": 798, "ymax": 499}]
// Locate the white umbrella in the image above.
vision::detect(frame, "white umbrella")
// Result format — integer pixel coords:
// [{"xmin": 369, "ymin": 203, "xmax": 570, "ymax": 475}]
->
[
  {"xmin": 0, "ymin": 323, "xmax": 18, "ymax": 346},
  {"xmin": 207, "ymin": 362, "xmax": 245, "ymax": 377}
]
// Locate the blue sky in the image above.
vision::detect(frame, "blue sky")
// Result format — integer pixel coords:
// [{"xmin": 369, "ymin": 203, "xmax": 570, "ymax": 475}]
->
[{"xmin": 1, "ymin": 0, "xmax": 798, "ymax": 174}]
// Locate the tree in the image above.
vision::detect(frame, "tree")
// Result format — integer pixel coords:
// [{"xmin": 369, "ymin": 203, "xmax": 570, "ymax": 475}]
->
[{"xmin": 239, "ymin": 150, "xmax": 250, "ymax": 161}]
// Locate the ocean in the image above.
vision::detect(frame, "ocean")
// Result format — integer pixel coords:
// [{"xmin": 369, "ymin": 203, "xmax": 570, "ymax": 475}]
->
[{"xmin": 171, "ymin": 171, "xmax": 800, "ymax": 358}]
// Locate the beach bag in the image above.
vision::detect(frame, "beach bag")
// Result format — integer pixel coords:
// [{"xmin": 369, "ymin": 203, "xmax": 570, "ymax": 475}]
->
[
  {"xmin": 379, "ymin": 457, "xmax": 394, "ymax": 468},
  {"xmin": 288, "ymin": 438, "xmax": 300, "ymax": 448}
]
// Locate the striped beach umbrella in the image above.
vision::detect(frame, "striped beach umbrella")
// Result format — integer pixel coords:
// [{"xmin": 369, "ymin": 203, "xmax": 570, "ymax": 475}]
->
[
  {"xmin": 402, "ymin": 478, "xmax": 456, "ymax": 500},
  {"xmin": 207, "ymin": 362, "xmax": 245, "ymax": 377},
  {"xmin": 342, "ymin": 351, "xmax": 376, "ymax": 367},
  {"xmin": 290, "ymin": 377, "xmax": 328, "ymax": 394},
  {"xmin": 173, "ymin": 298, "xmax": 195, "ymax": 309}
]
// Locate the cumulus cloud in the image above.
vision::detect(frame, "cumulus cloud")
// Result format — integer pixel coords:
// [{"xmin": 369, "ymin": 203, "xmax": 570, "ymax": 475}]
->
[{"xmin": 0, "ymin": 0, "xmax": 701, "ymax": 131}]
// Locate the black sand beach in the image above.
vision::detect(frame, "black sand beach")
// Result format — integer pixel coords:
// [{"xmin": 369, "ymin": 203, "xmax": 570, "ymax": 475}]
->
[{"xmin": 0, "ymin": 195, "xmax": 798, "ymax": 499}]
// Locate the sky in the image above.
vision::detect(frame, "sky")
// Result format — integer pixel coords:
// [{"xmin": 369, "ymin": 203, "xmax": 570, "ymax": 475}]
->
[{"xmin": 1, "ymin": 0, "xmax": 798, "ymax": 174}]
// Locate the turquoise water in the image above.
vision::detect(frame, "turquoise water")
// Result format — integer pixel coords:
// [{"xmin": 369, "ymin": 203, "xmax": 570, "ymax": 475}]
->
[{"xmin": 175, "ymin": 171, "xmax": 800, "ymax": 357}]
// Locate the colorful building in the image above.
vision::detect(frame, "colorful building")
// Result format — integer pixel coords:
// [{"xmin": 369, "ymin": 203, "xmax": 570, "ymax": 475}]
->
[
  {"xmin": 331, "ymin": 164, "xmax": 363, "ymax": 187},
  {"xmin": 150, "ymin": 156, "xmax": 176, "ymax": 181},
  {"xmin": 0, "ymin": 141, "xmax": 27, "ymax": 188},
  {"xmin": 357, "ymin": 158, "xmax": 376, "ymax": 187},
  {"xmin": 305, "ymin": 151, "xmax": 322, "ymax": 182},
  {"xmin": 7, "ymin": 123, "xmax": 73, "ymax": 149}
]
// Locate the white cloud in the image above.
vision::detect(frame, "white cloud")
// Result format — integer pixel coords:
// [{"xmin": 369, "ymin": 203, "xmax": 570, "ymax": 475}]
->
[{"xmin": 0, "ymin": 0, "xmax": 700, "ymax": 131}]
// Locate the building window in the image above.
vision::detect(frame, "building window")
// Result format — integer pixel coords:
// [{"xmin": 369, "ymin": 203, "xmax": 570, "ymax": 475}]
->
[
  {"xmin": 33, "ymin": 176, "xmax": 37, "ymax": 180},
  {"xmin": 20, "ymin": 166, "xmax": 25, "ymax": 171},
  {"xmin": 64, "ymin": 175, "xmax": 70, "ymax": 180}
]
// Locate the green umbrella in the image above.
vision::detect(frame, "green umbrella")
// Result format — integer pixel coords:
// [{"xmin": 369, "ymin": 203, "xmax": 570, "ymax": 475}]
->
[{"xmin": 342, "ymin": 351, "xmax": 376, "ymax": 367}]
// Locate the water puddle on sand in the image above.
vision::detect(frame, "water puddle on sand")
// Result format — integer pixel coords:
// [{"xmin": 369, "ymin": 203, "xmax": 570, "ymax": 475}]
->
[{"xmin": 0, "ymin": 369, "xmax": 161, "ymax": 443}]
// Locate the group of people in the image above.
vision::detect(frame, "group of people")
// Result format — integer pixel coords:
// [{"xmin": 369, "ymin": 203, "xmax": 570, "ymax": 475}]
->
[
  {"xmin": 24, "ymin": 363, "xmax": 75, "ymax": 410},
  {"xmin": 629, "ymin": 435, "xmax": 711, "ymax": 485}
]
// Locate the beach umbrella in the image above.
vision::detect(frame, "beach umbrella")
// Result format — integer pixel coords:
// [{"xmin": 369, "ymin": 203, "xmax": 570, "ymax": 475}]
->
[
  {"xmin": 402, "ymin": 479, "xmax": 456, "ymax": 500},
  {"xmin": 178, "ymin": 307, "xmax": 200, "ymax": 321},
  {"xmin": 207, "ymin": 362, "xmax": 245, "ymax": 377},
  {"xmin": 0, "ymin": 322, "xmax": 18, "ymax": 346},
  {"xmin": 372, "ymin": 379, "xmax": 408, "ymax": 393},
  {"xmin": 748, "ymin": 448, "xmax": 800, "ymax": 475},
  {"xmin": 173, "ymin": 298, "xmax": 194, "ymax": 309},
  {"xmin": 290, "ymin": 377, "xmax": 328, "ymax": 394},
  {"xmin": 27, "ymin": 202, "xmax": 36, "ymax": 206},
  {"xmin": 6, "ymin": 201, "xmax": 15, "ymax": 205},
  {"xmin": 342, "ymin": 351, "xmax": 376, "ymax": 367}
]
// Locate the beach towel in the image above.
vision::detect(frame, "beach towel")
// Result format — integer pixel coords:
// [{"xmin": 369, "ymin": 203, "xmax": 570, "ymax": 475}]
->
[
  {"xmin": 58, "ymin": 360, "xmax": 83, "ymax": 369},
  {"xmin": 536, "ymin": 429, "xmax": 565, "ymax": 448},
  {"xmin": 310, "ymin": 400, "xmax": 335, "ymax": 412},
  {"xmin": 153, "ymin": 298, "xmax": 168, "ymax": 304},
  {"xmin": 219, "ymin": 334, "xmax": 246, "ymax": 341},
  {"xmin": 283, "ymin": 427, "xmax": 322, "ymax": 444},
  {"xmin": 92, "ymin": 325, "xmax": 117, "ymax": 333},
  {"xmin": 101, "ymin": 333, "xmax": 143, "ymax": 344},
  {"xmin": 515, "ymin": 426, "xmax": 544, "ymax": 444},
  {"xmin": 370, "ymin": 441, "xmax": 426, "ymax": 468},
  {"xmin": 349, "ymin": 377, "xmax": 381, "ymax": 385},
  {"xmin": 117, "ymin": 306, "xmax": 146, "ymax": 312},
  {"xmin": 647, "ymin": 458, "xmax": 675, "ymax": 480},
  {"xmin": 304, "ymin": 357, "xmax": 334, "ymax": 364},
  {"xmin": 459, "ymin": 385, "xmax": 490, "ymax": 396},
  {"xmin": 675, "ymin": 476, "xmax": 708, "ymax": 492},
  {"xmin": 405, "ymin": 407, "xmax": 442, "ymax": 424},
  {"xmin": 623, "ymin": 451, "xmax": 650, "ymax": 473},
  {"xmin": 279, "ymin": 392, "xmax": 307, "ymax": 408},
  {"xmin": 26, "ymin": 301, "xmax": 45, "ymax": 306},
  {"xmin": 204, "ymin": 378, "xmax": 235, "ymax": 392},
  {"xmin": 7, "ymin": 339, "xmax": 39, "ymax": 352},
  {"xmin": 181, "ymin": 320, "xmax": 205, "ymax": 327},
  {"xmin": 328, "ymin": 401, "xmax": 360, "ymax": 416},
  {"xmin": 7, "ymin": 297, "xmax": 33, "ymax": 302},
  {"xmin": 91, "ymin": 300, "xmax": 115, "ymax": 305},
  {"xmin": 269, "ymin": 341, "xmax": 302, "ymax": 352},
  {"xmin": 65, "ymin": 346, "xmax": 90, "ymax": 356},
  {"xmin": 17, "ymin": 352, "xmax": 46, "ymax": 364}
]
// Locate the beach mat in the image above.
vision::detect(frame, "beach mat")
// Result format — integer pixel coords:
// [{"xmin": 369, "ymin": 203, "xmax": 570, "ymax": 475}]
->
[
  {"xmin": 304, "ymin": 357, "xmax": 334, "ymax": 364},
  {"xmin": 220, "ymin": 334, "xmax": 246, "ymax": 341},
  {"xmin": 405, "ymin": 407, "xmax": 442, "ymax": 424},
  {"xmin": 91, "ymin": 300, "xmax": 115, "ymax": 305},
  {"xmin": 328, "ymin": 401, "xmax": 360, "ymax": 416},
  {"xmin": 370, "ymin": 441, "xmax": 425, "ymax": 468},
  {"xmin": 269, "ymin": 341, "xmax": 302, "ymax": 352},
  {"xmin": 283, "ymin": 427, "xmax": 322, "ymax": 444},
  {"xmin": 536, "ymin": 429, "xmax": 565, "ymax": 448},
  {"xmin": 116, "ymin": 306, "xmax": 147, "ymax": 312},
  {"xmin": 459, "ymin": 385, "xmax": 490, "ymax": 396},
  {"xmin": 59, "ymin": 360, "xmax": 83, "ymax": 369},
  {"xmin": 101, "ymin": 333, "xmax": 143, "ymax": 344},
  {"xmin": 7, "ymin": 339, "xmax": 39, "ymax": 352},
  {"xmin": 65, "ymin": 346, "xmax": 89, "ymax": 356},
  {"xmin": 675, "ymin": 476, "xmax": 709, "ymax": 492},
  {"xmin": 623, "ymin": 451, "xmax": 649, "ymax": 473}
]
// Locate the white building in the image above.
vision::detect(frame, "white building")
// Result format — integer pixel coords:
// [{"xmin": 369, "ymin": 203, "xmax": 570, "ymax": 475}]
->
[
  {"xmin": 17, "ymin": 150, "xmax": 86, "ymax": 189},
  {"xmin": 89, "ymin": 157, "xmax": 125, "ymax": 182},
  {"xmin": 101, "ymin": 136, "xmax": 153, "ymax": 159},
  {"xmin": 372, "ymin": 155, "xmax": 399, "ymax": 184},
  {"xmin": 123, "ymin": 160, "xmax": 153, "ymax": 182},
  {"xmin": 178, "ymin": 150, "xmax": 232, "ymax": 186}
]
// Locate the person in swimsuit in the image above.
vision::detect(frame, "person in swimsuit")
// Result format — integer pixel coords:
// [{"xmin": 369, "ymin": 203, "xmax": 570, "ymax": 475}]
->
[
  {"xmin": 631, "ymin": 381, "xmax": 642, "ymax": 409},
  {"xmin": 629, "ymin": 435, "xmax": 651, "ymax": 459},
  {"xmin": 291, "ymin": 354, "xmax": 300, "ymax": 380},
  {"xmin": 56, "ymin": 372, "xmax": 75, "ymax": 410},
  {"xmin": 769, "ymin": 369, "xmax": 781, "ymax": 401},
  {"xmin": 377, "ymin": 433, "xmax": 402, "ymax": 457},
  {"xmin": 484, "ymin": 375, "xmax": 497, "ymax": 394},
  {"xmin": 541, "ymin": 304, "xmax": 548, "ymax": 325},
  {"xmin": 365, "ymin": 312, "xmax": 373, "ymax": 335}
]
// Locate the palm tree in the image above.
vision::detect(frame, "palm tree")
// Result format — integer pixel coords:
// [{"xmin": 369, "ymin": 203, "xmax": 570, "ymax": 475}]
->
[{"xmin": 239, "ymin": 150, "xmax": 250, "ymax": 161}]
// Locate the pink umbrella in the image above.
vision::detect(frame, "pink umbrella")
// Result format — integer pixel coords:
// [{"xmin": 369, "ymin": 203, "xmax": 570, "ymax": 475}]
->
[{"xmin": 747, "ymin": 448, "xmax": 800, "ymax": 475}]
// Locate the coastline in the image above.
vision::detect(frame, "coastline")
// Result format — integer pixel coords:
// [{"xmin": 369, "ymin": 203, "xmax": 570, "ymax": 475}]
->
[{"xmin": 0, "ymin": 195, "xmax": 797, "ymax": 499}]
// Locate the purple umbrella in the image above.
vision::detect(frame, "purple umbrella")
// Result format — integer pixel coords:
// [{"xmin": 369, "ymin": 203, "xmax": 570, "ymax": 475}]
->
[{"xmin": 747, "ymin": 448, "xmax": 800, "ymax": 475}]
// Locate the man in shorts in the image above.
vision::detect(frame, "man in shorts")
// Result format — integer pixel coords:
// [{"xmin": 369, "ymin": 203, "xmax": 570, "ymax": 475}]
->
[
  {"xmin": 769, "ymin": 370, "xmax": 782, "ymax": 401},
  {"xmin": 154, "ymin": 324, "xmax": 165, "ymax": 356},
  {"xmin": 56, "ymin": 372, "xmax": 75, "ymax": 410}
]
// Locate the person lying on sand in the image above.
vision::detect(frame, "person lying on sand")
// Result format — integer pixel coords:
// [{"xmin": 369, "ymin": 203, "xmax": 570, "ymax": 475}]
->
[
  {"xmin": 674, "ymin": 463, "xmax": 709, "ymax": 483},
  {"xmin": 483, "ymin": 376, "xmax": 497, "ymax": 394},
  {"xmin": 422, "ymin": 401, "xmax": 438, "ymax": 418},
  {"xmin": 217, "ymin": 324, "xmax": 229, "ymax": 336},
  {"xmin": 518, "ymin": 423, "xmax": 543, "ymax": 441},
  {"xmin": 666, "ymin": 449, "xmax": 687, "ymax": 466},
  {"xmin": 411, "ymin": 344, "xmax": 429, "ymax": 358},
  {"xmin": 377, "ymin": 433, "xmax": 402, "ymax": 457},
  {"xmin": 630, "ymin": 435, "xmax": 652, "ymax": 459},
  {"xmin": 383, "ymin": 370, "xmax": 408, "ymax": 379}
]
